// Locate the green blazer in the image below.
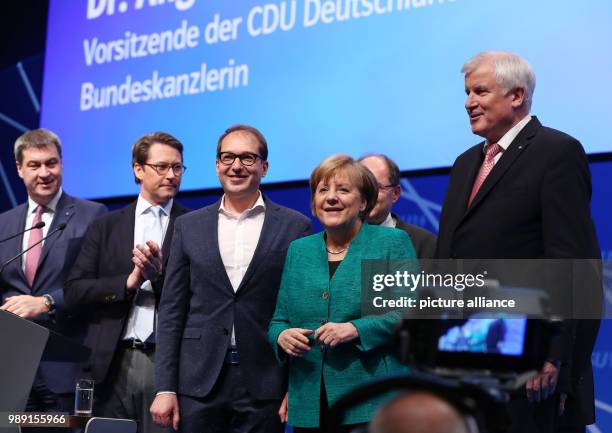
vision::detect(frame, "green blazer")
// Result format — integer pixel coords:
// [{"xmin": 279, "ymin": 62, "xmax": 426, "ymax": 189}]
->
[{"xmin": 268, "ymin": 223, "xmax": 417, "ymax": 427}]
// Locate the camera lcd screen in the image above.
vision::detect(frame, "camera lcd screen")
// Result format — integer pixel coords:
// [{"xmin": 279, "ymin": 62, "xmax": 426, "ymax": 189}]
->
[{"xmin": 438, "ymin": 315, "xmax": 528, "ymax": 357}]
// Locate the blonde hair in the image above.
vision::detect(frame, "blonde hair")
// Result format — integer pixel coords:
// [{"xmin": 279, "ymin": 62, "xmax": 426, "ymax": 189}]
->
[{"xmin": 309, "ymin": 154, "xmax": 378, "ymax": 219}]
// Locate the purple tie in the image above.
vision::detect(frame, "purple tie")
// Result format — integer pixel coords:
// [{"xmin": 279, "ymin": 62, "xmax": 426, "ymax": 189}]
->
[
  {"xmin": 468, "ymin": 143, "xmax": 503, "ymax": 206},
  {"xmin": 24, "ymin": 205, "xmax": 44, "ymax": 287}
]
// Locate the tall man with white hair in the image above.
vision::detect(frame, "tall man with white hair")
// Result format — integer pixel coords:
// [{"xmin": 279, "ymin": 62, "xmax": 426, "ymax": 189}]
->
[{"xmin": 436, "ymin": 51, "xmax": 601, "ymax": 432}]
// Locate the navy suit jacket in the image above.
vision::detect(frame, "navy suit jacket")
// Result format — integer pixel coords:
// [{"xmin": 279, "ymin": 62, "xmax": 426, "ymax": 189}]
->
[
  {"xmin": 155, "ymin": 197, "xmax": 311, "ymax": 400},
  {"xmin": 63, "ymin": 200, "xmax": 190, "ymax": 384},
  {"xmin": 0, "ymin": 192, "xmax": 106, "ymax": 393},
  {"xmin": 436, "ymin": 117, "xmax": 601, "ymax": 425},
  {"xmin": 393, "ymin": 214, "xmax": 437, "ymax": 259}
]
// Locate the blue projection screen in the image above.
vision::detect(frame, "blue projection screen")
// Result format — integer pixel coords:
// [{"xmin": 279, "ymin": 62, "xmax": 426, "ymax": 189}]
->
[{"xmin": 41, "ymin": 0, "xmax": 612, "ymax": 199}]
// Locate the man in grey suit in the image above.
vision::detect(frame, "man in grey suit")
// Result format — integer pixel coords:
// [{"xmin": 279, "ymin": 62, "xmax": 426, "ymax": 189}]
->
[
  {"xmin": 151, "ymin": 124, "xmax": 311, "ymax": 433},
  {"xmin": 0, "ymin": 128, "xmax": 106, "ymax": 413},
  {"xmin": 359, "ymin": 154, "xmax": 436, "ymax": 258}
]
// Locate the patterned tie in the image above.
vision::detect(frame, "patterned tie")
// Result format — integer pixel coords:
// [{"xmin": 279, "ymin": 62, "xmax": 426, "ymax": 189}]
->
[
  {"xmin": 24, "ymin": 205, "xmax": 44, "ymax": 287},
  {"xmin": 468, "ymin": 143, "xmax": 503, "ymax": 206},
  {"xmin": 133, "ymin": 206, "xmax": 163, "ymax": 342}
]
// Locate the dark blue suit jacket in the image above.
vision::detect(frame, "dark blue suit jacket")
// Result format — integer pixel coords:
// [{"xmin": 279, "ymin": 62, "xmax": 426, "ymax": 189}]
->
[
  {"xmin": 64, "ymin": 200, "xmax": 190, "ymax": 384},
  {"xmin": 0, "ymin": 192, "xmax": 106, "ymax": 393},
  {"xmin": 156, "ymin": 196, "xmax": 311, "ymax": 399}
]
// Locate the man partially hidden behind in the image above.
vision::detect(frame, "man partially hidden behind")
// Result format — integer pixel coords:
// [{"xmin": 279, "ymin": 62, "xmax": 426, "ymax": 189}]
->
[
  {"xmin": 64, "ymin": 132, "xmax": 190, "ymax": 433},
  {"xmin": 0, "ymin": 129, "xmax": 106, "ymax": 414},
  {"xmin": 370, "ymin": 392, "xmax": 470, "ymax": 433},
  {"xmin": 358, "ymin": 154, "xmax": 436, "ymax": 259},
  {"xmin": 436, "ymin": 51, "xmax": 601, "ymax": 432},
  {"xmin": 150, "ymin": 124, "xmax": 311, "ymax": 433}
]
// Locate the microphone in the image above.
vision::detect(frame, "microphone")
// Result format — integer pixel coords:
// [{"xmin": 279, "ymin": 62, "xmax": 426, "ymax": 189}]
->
[
  {"xmin": 0, "ymin": 222, "xmax": 67, "ymax": 275},
  {"xmin": 0, "ymin": 221, "xmax": 46, "ymax": 244}
]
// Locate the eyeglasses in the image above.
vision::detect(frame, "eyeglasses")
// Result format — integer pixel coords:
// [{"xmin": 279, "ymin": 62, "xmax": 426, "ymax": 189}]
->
[
  {"xmin": 217, "ymin": 152, "xmax": 263, "ymax": 166},
  {"xmin": 142, "ymin": 163, "xmax": 186, "ymax": 176},
  {"xmin": 378, "ymin": 183, "xmax": 397, "ymax": 191}
]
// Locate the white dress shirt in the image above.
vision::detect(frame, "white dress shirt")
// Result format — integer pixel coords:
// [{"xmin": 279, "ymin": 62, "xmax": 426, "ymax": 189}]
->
[
  {"xmin": 484, "ymin": 114, "xmax": 532, "ymax": 163},
  {"xmin": 218, "ymin": 192, "xmax": 266, "ymax": 345},
  {"xmin": 21, "ymin": 188, "xmax": 63, "ymax": 272},
  {"xmin": 122, "ymin": 195, "xmax": 173, "ymax": 342},
  {"xmin": 380, "ymin": 212, "xmax": 396, "ymax": 228}
]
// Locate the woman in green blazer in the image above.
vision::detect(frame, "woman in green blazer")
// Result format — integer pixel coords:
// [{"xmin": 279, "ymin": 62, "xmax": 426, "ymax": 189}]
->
[{"xmin": 268, "ymin": 155, "xmax": 417, "ymax": 432}]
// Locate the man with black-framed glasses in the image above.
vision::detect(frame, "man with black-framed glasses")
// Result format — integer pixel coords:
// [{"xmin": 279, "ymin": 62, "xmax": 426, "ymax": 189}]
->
[
  {"xmin": 151, "ymin": 124, "xmax": 311, "ymax": 433},
  {"xmin": 359, "ymin": 154, "xmax": 436, "ymax": 259},
  {"xmin": 64, "ymin": 132, "xmax": 191, "ymax": 433}
]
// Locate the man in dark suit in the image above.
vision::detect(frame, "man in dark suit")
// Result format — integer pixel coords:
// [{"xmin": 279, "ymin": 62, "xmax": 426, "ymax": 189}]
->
[
  {"xmin": 150, "ymin": 125, "xmax": 311, "ymax": 433},
  {"xmin": 359, "ymin": 154, "xmax": 436, "ymax": 259},
  {"xmin": 0, "ymin": 128, "xmax": 106, "ymax": 413},
  {"xmin": 436, "ymin": 51, "xmax": 601, "ymax": 433},
  {"xmin": 64, "ymin": 132, "xmax": 190, "ymax": 433}
]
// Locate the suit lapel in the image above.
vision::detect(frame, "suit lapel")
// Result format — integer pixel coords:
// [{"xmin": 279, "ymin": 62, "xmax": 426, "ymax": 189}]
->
[
  {"xmin": 461, "ymin": 117, "xmax": 540, "ymax": 221},
  {"xmin": 458, "ymin": 146, "xmax": 484, "ymax": 213},
  {"xmin": 116, "ymin": 202, "xmax": 138, "ymax": 271},
  {"xmin": 205, "ymin": 201, "xmax": 235, "ymax": 293},
  {"xmin": 35, "ymin": 193, "xmax": 75, "ymax": 282},
  {"xmin": 236, "ymin": 199, "xmax": 281, "ymax": 293},
  {"xmin": 161, "ymin": 202, "xmax": 188, "ymax": 267},
  {"xmin": 4, "ymin": 203, "xmax": 29, "ymax": 292},
  {"xmin": 443, "ymin": 146, "xmax": 482, "ymax": 239}
]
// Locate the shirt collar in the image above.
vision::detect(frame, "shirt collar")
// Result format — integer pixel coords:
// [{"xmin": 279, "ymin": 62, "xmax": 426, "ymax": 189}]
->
[
  {"xmin": 219, "ymin": 191, "xmax": 266, "ymax": 218},
  {"xmin": 136, "ymin": 194, "xmax": 173, "ymax": 217},
  {"xmin": 484, "ymin": 114, "xmax": 532, "ymax": 153},
  {"xmin": 380, "ymin": 213, "xmax": 395, "ymax": 228},
  {"xmin": 28, "ymin": 187, "xmax": 63, "ymax": 214}
]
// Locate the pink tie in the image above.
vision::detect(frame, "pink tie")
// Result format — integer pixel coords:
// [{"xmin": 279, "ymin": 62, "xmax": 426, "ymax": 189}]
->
[
  {"xmin": 24, "ymin": 205, "xmax": 44, "ymax": 287},
  {"xmin": 468, "ymin": 143, "xmax": 503, "ymax": 206}
]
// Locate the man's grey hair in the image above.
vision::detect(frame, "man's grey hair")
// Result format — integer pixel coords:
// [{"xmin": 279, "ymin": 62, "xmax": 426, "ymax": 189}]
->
[
  {"xmin": 14, "ymin": 128, "xmax": 63, "ymax": 163},
  {"xmin": 461, "ymin": 51, "xmax": 536, "ymax": 111}
]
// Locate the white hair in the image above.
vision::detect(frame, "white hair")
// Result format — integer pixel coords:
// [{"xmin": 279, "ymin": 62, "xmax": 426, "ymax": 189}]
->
[{"xmin": 462, "ymin": 51, "xmax": 536, "ymax": 111}]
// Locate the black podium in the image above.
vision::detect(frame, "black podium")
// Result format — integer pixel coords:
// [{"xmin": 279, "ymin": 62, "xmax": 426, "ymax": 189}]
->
[{"xmin": 0, "ymin": 310, "xmax": 90, "ymax": 412}]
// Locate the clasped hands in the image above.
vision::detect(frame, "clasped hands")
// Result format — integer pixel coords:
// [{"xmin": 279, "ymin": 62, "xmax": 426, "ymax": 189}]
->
[
  {"xmin": 126, "ymin": 240, "xmax": 163, "ymax": 290},
  {"xmin": 277, "ymin": 322, "xmax": 358, "ymax": 357}
]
